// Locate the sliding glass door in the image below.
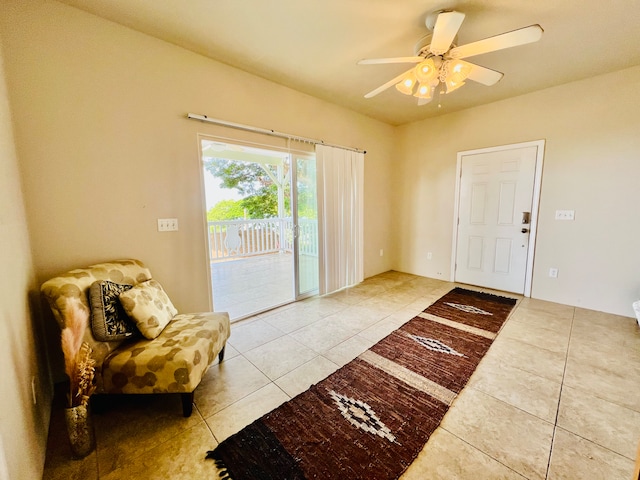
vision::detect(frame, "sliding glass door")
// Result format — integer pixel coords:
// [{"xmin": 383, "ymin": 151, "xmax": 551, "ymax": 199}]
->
[{"xmin": 200, "ymin": 138, "xmax": 318, "ymax": 320}]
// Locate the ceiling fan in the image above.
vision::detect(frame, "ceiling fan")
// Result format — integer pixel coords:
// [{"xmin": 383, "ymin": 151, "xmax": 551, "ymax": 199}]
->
[{"xmin": 359, "ymin": 10, "xmax": 543, "ymax": 105}]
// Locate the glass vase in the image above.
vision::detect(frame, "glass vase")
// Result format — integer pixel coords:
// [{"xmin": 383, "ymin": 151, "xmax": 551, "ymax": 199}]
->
[{"xmin": 64, "ymin": 404, "xmax": 95, "ymax": 459}]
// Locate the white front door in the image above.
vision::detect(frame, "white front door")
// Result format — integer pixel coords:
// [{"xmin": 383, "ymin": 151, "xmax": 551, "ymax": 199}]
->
[{"xmin": 454, "ymin": 143, "xmax": 542, "ymax": 294}]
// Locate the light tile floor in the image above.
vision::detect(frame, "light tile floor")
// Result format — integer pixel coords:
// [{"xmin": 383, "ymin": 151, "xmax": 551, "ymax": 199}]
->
[{"xmin": 42, "ymin": 271, "xmax": 640, "ymax": 479}]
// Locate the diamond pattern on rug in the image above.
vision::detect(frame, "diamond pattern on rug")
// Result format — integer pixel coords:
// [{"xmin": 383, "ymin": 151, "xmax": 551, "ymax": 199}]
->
[
  {"xmin": 407, "ymin": 334, "xmax": 466, "ymax": 357},
  {"xmin": 260, "ymin": 359, "xmax": 449, "ymax": 478},
  {"xmin": 371, "ymin": 315, "xmax": 494, "ymax": 394},
  {"xmin": 329, "ymin": 390, "xmax": 396, "ymax": 443},
  {"xmin": 426, "ymin": 288, "xmax": 516, "ymax": 333},
  {"xmin": 444, "ymin": 302, "xmax": 493, "ymax": 315}
]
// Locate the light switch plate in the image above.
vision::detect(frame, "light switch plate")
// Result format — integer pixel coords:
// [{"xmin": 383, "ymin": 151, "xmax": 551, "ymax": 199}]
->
[
  {"xmin": 555, "ymin": 210, "xmax": 575, "ymax": 220},
  {"xmin": 157, "ymin": 218, "xmax": 178, "ymax": 231}
]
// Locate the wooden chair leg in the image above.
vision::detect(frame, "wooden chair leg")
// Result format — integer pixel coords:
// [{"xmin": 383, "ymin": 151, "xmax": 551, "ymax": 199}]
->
[
  {"xmin": 181, "ymin": 392, "xmax": 194, "ymax": 417},
  {"xmin": 218, "ymin": 345, "xmax": 226, "ymax": 362}
]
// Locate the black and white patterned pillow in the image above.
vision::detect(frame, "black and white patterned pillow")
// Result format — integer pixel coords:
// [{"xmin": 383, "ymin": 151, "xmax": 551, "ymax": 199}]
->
[{"xmin": 89, "ymin": 280, "xmax": 138, "ymax": 341}]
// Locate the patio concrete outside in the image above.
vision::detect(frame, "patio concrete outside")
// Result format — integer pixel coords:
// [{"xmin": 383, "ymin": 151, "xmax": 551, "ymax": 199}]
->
[{"xmin": 211, "ymin": 252, "xmax": 318, "ymax": 321}]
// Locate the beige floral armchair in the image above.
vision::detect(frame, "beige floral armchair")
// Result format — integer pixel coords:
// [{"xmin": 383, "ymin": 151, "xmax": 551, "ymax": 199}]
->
[{"xmin": 41, "ymin": 259, "xmax": 230, "ymax": 417}]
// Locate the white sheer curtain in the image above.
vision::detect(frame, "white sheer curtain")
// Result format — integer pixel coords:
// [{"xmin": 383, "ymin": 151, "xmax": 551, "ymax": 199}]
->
[{"xmin": 315, "ymin": 144, "xmax": 364, "ymax": 295}]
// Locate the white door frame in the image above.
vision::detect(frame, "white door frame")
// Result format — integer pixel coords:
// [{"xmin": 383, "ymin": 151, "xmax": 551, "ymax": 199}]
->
[{"xmin": 450, "ymin": 140, "xmax": 545, "ymax": 297}]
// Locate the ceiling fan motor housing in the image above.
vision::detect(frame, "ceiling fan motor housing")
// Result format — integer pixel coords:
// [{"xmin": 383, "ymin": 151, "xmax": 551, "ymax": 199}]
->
[
  {"xmin": 425, "ymin": 9, "xmax": 451, "ymax": 31},
  {"xmin": 414, "ymin": 34, "xmax": 458, "ymax": 58},
  {"xmin": 413, "ymin": 34, "xmax": 433, "ymax": 56}
]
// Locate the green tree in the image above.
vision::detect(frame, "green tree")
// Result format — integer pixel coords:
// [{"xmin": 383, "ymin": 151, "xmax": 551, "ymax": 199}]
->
[
  {"xmin": 205, "ymin": 160, "xmax": 268, "ymax": 196},
  {"xmin": 204, "ymin": 158, "xmax": 290, "ymax": 219},
  {"xmin": 207, "ymin": 199, "xmax": 245, "ymax": 221},
  {"xmin": 239, "ymin": 184, "xmax": 279, "ymax": 218}
]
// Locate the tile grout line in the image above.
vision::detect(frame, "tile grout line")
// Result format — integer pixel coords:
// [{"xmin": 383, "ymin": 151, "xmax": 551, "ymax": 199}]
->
[
  {"xmin": 442, "ymin": 428, "xmax": 530, "ymax": 479},
  {"xmin": 552, "ymin": 425, "xmax": 639, "ymax": 463},
  {"xmin": 544, "ymin": 306, "xmax": 576, "ymax": 480}
]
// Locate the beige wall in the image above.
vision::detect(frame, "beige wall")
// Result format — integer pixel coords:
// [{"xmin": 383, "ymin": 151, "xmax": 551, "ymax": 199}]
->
[
  {"xmin": 0, "ymin": 0, "xmax": 395, "ymax": 314},
  {"xmin": 2, "ymin": 1, "xmax": 638, "ymax": 475},
  {"xmin": 0, "ymin": 43, "xmax": 52, "ymax": 480},
  {"xmin": 395, "ymin": 66, "xmax": 640, "ymax": 317}
]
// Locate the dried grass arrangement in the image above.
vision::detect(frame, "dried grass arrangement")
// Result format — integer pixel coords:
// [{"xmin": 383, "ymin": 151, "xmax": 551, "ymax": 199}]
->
[{"xmin": 61, "ymin": 300, "xmax": 96, "ymax": 408}]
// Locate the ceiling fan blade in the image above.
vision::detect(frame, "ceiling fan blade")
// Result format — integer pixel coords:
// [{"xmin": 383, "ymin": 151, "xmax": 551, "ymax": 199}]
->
[
  {"xmin": 461, "ymin": 61, "xmax": 504, "ymax": 86},
  {"xmin": 429, "ymin": 11, "xmax": 466, "ymax": 55},
  {"xmin": 448, "ymin": 24, "xmax": 543, "ymax": 59},
  {"xmin": 358, "ymin": 56, "xmax": 423, "ymax": 65},
  {"xmin": 364, "ymin": 68, "xmax": 414, "ymax": 98},
  {"xmin": 417, "ymin": 96, "xmax": 433, "ymax": 106}
]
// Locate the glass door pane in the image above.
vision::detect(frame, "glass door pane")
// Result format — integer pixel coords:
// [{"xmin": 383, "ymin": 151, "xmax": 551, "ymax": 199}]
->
[
  {"xmin": 293, "ymin": 154, "xmax": 319, "ymax": 297},
  {"xmin": 201, "ymin": 138, "xmax": 295, "ymax": 320}
]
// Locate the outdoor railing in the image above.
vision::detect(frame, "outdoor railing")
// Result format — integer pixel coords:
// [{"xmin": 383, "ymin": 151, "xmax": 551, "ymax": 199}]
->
[
  {"xmin": 297, "ymin": 217, "xmax": 318, "ymax": 257},
  {"xmin": 208, "ymin": 217, "xmax": 318, "ymax": 261}
]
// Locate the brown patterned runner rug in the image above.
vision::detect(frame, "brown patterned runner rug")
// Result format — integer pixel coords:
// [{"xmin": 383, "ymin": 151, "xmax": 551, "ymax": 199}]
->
[{"xmin": 206, "ymin": 287, "xmax": 517, "ymax": 479}]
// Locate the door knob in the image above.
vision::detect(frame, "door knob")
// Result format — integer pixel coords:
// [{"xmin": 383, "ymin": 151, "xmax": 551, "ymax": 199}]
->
[{"xmin": 521, "ymin": 228, "xmax": 529, "ymax": 233}]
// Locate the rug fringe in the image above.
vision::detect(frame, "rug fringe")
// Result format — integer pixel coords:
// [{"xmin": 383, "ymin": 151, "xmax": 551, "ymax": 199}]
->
[
  {"xmin": 452, "ymin": 287, "xmax": 517, "ymax": 305},
  {"xmin": 205, "ymin": 451, "xmax": 233, "ymax": 480}
]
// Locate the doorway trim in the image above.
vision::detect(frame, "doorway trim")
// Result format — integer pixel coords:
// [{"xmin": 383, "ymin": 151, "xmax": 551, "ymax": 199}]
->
[{"xmin": 450, "ymin": 140, "xmax": 545, "ymax": 297}]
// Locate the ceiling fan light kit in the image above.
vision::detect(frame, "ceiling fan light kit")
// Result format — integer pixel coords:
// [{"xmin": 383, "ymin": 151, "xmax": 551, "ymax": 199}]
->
[
  {"xmin": 414, "ymin": 57, "xmax": 439, "ymax": 83},
  {"xmin": 359, "ymin": 10, "xmax": 543, "ymax": 107},
  {"xmin": 414, "ymin": 83, "xmax": 433, "ymax": 100},
  {"xmin": 445, "ymin": 77, "xmax": 465, "ymax": 94},
  {"xmin": 395, "ymin": 71, "xmax": 417, "ymax": 95}
]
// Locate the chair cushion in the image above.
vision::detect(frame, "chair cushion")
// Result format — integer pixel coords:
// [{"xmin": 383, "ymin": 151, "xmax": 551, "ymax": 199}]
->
[
  {"xmin": 118, "ymin": 279, "xmax": 177, "ymax": 339},
  {"xmin": 101, "ymin": 312, "xmax": 231, "ymax": 394},
  {"xmin": 89, "ymin": 280, "xmax": 138, "ymax": 342}
]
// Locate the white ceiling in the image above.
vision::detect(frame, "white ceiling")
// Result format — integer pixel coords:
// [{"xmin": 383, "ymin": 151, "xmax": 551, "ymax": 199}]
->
[{"xmin": 56, "ymin": 0, "xmax": 640, "ymax": 126}]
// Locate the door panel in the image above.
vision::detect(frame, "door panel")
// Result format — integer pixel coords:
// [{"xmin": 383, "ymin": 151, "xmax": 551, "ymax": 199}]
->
[
  {"xmin": 293, "ymin": 154, "xmax": 319, "ymax": 298},
  {"xmin": 467, "ymin": 236, "xmax": 484, "ymax": 270},
  {"xmin": 494, "ymin": 238, "xmax": 513, "ymax": 274},
  {"xmin": 455, "ymin": 146, "xmax": 538, "ymax": 294},
  {"xmin": 470, "ymin": 184, "xmax": 487, "ymax": 224},
  {"xmin": 498, "ymin": 182, "xmax": 516, "ymax": 224}
]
